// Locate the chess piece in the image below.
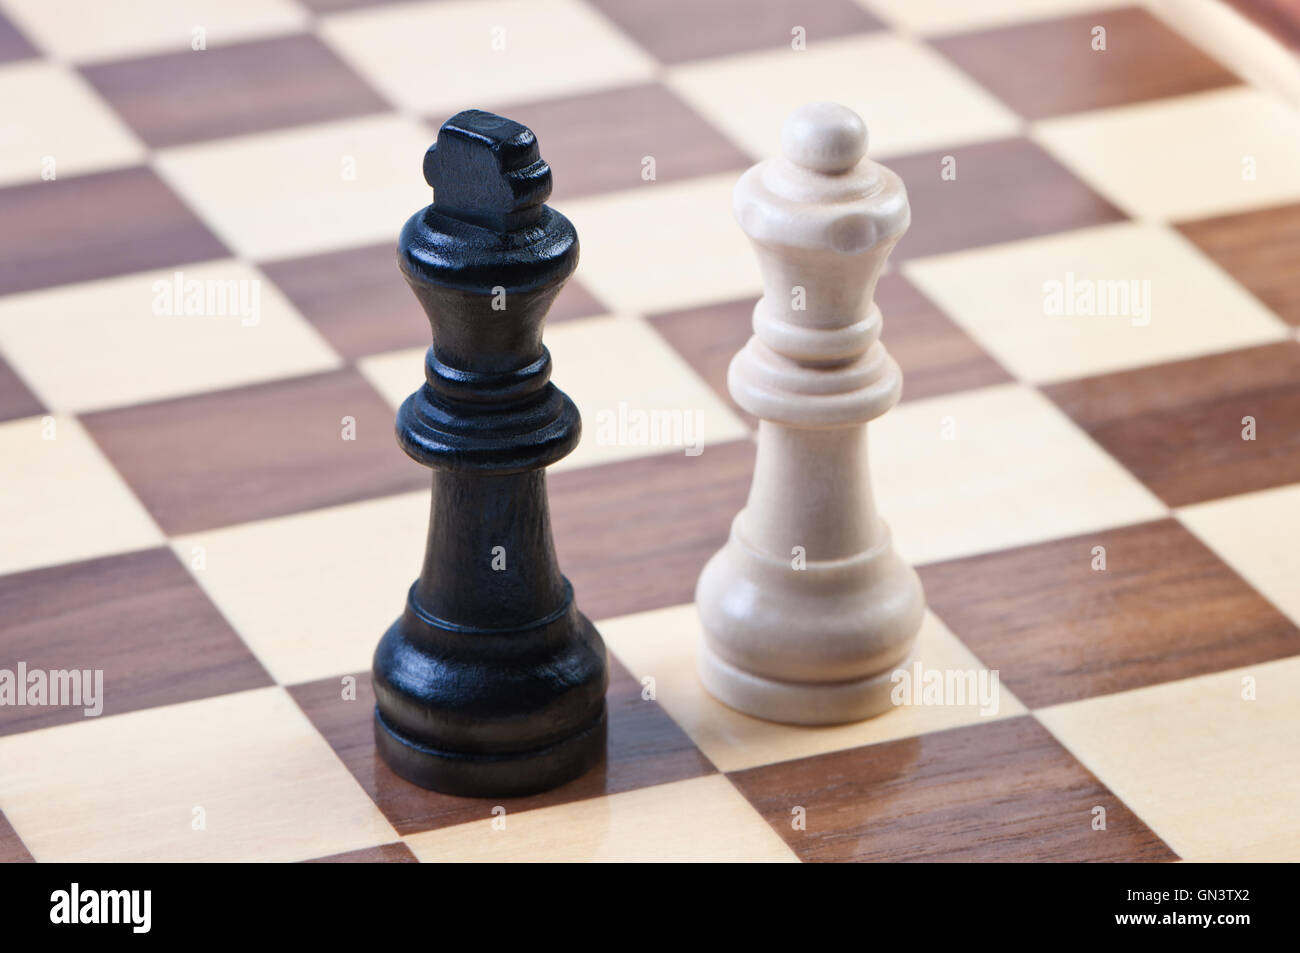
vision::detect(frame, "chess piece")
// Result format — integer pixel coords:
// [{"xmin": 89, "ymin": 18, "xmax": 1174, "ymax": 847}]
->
[
  {"xmin": 695, "ymin": 102, "xmax": 925, "ymax": 725},
  {"xmin": 372, "ymin": 110, "xmax": 608, "ymax": 797}
]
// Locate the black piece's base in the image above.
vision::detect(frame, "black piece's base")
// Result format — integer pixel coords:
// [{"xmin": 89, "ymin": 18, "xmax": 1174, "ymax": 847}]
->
[{"xmin": 374, "ymin": 704, "xmax": 608, "ymax": 799}]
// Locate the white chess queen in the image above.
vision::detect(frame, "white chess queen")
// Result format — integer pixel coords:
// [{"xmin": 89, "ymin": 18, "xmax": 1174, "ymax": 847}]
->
[{"xmin": 695, "ymin": 102, "xmax": 926, "ymax": 725}]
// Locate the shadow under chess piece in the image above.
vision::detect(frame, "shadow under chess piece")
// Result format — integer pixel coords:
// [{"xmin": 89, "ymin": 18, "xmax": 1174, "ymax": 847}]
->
[
  {"xmin": 372, "ymin": 110, "xmax": 608, "ymax": 797},
  {"xmin": 695, "ymin": 102, "xmax": 926, "ymax": 725}
]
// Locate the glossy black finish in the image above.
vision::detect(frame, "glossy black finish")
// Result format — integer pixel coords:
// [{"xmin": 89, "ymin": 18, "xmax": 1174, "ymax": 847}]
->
[{"xmin": 373, "ymin": 111, "xmax": 608, "ymax": 798}]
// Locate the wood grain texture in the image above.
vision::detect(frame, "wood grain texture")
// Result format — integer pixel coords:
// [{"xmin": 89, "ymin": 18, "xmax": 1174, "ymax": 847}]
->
[
  {"xmin": 1044, "ymin": 340, "xmax": 1300, "ymax": 507},
  {"xmin": 0, "ymin": 353, "xmax": 43, "ymax": 423},
  {"xmin": 550, "ymin": 439, "xmax": 755, "ymax": 622},
  {"xmin": 647, "ymin": 297, "xmax": 758, "ymax": 427},
  {"xmin": 729, "ymin": 716, "xmax": 1179, "ymax": 862},
  {"xmin": 290, "ymin": 657, "xmax": 715, "ymax": 837},
  {"xmin": 262, "ymin": 243, "xmax": 605, "ymax": 363},
  {"xmin": 0, "ymin": 548, "xmax": 272, "ymax": 736},
  {"xmin": 589, "ymin": 0, "xmax": 881, "ymax": 64},
  {"xmin": 0, "ymin": 810, "xmax": 34, "ymax": 863},
  {"xmin": 302, "ymin": 842, "xmax": 418, "ymax": 863},
  {"xmin": 81, "ymin": 34, "xmax": 389, "ymax": 149},
  {"xmin": 920, "ymin": 519, "xmax": 1300, "ymax": 709},
  {"xmin": 932, "ymin": 6, "xmax": 1240, "ymax": 119},
  {"xmin": 873, "ymin": 274, "xmax": 1013, "ymax": 400},
  {"xmin": 81, "ymin": 369, "xmax": 426, "ymax": 535},
  {"xmin": 1179, "ymin": 202, "xmax": 1300, "ymax": 326},
  {"xmin": 0, "ymin": 167, "xmax": 226, "ymax": 296},
  {"xmin": 888, "ymin": 137, "xmax": 1125, "ymax": 261},
  {"xmin": 647, "ymin": 276, "xmax": 1011, "ymax": 413},
  {"xmin": 261, "ymin": 242, "xmax": 429, "ymax": 361},
  {"xmin": 0, "ymin": 0, "xmax": 1292, "ymax": 863},
  {"xmin": 433, "ymin": 83, "xmax": 752, "ymax": 201}
]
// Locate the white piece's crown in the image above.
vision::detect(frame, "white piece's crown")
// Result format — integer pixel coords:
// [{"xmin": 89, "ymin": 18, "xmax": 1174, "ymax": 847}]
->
[
  {"xmin": 726, "ymin": 103, "xmax": 911, "ymax": 427},
  {"xmin": 780, "ymin": 102, "xmax": 867, "ymax": 174},
  {"xmin": 733, "ymin": 103, "xmax": 908, "ymax": 256}
]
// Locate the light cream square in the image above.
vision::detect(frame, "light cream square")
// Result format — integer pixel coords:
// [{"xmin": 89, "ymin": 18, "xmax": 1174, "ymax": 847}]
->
[
  {"xmin": 0, "ymin": 261, "xmax": 341, "ymax": 413},
  {"xmin": 171, "ymin": 492, "xmax": 429, "ymax": 685},
  {"xmin": 0, "ymin": 62, "xmax": 143, "ymax": 186},
  {"xmin": 319, "ymin": 0, "xmax": 656, "ymax": 115},
  {"xmin": 1178, "ymin": 484, "xmax": 1300, "ymax": 630},
  {"xmin": 0, "ymin": 415, "xmax": 162, "ymax": 576},
  {"xmin": 869, "ymin": 382, "xmax": 1167, "ymax": 565},
  {"xmin": 154, "ymin": 114, "xmax": 435, "ymax": 261},
  {"xmin": 3, "ymin": 0, "xmax": 307, "ymax": 62},
  {"xmin": 404, "ymin": 775, "xmax": 797, "ymax": 862},
  {"xmin": 599, "ymin": 603, "xmax": 1027, "ymax": 773},
  {"xmin": 1034, "ymin": 87, "xmax": 1300, "ymax": 221},
  {"xmin": 903, "ymin": 222, "xmax": 1289, "ymax": 383},
  {"xmin": 359, "ymin": 315, "xmax": 750, "ymax": 471},
  {"xmin": 1038, "ymin": 656, "xmax": 1300, "ymax": 862},
  {"xmin": 556, "ymin": 175, "xmax": 761, "ymax": 315},
  {"xmin": 0, "ymin": 687, "xmax": 398, "ymax": 861},
  {"xmin": 667, "ymin": 32, "xmax": 1021, "ymax": 162}
]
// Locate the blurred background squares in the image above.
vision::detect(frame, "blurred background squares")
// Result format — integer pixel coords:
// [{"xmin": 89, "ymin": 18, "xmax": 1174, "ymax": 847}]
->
[
  {"xmin": 0, "ymin": 61, "xmax": 144, "ymax": 186},
  {"xmin": 318, "ymin": 0, "xmax": 656, "ymax": 115}
]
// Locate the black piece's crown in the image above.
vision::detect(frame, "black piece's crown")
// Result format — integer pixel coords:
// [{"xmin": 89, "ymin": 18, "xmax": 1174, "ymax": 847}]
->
[
  {"xmin": 422, "ymin": 110, "xmax": 552, "ymax": 233},
  {"xmin": 396, "ymin": 109, "xmax": 582, "ymax": 474}
]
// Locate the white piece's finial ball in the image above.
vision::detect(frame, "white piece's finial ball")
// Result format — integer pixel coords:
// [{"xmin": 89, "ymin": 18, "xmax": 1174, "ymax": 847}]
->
[{"xmin": 780, "ymin": 102, "xmax": 867, "ymax": 174}]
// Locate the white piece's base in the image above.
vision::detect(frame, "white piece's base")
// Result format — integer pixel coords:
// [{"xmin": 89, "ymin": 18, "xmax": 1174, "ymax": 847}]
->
[{"xmin": 698, "ymin": 641, "xmax": 908, "ymax": 726}]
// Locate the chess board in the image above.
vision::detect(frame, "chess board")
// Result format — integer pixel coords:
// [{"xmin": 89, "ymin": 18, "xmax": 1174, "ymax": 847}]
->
[{"xmin": 1, "ymin": 0, "xmax": 1299, "ymax": 865}]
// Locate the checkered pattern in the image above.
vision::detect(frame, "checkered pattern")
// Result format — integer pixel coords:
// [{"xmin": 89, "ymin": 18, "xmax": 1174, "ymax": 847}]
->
[{"xmin": 1, "ymin": 0, "xmax": 1299, "ymax": 863}]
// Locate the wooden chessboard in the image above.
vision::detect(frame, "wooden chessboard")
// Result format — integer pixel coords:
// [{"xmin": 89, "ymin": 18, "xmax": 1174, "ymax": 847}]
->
[{"xmin": 1, "ymin": 0, "xmax": 1298, "ymax": 864}]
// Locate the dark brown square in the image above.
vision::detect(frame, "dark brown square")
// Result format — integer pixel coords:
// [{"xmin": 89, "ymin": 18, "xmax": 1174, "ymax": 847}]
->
[
  {"xmin": 646, "ymin": 277, "xmax": 1010, "ymax": 421},
  {"xmin": 0, "ymin": 167, "xmax": 227, "ymax": 297},
  {"xmin": 888, "ymin": 138, "xmax": 1125, "ymax": 261},
  {"xmin": 81, "ymin": 368, "xmax": 426, "ymax": 535},
  {"xmin": 261, "ymin": 243, "xmax": 605, "ymax": 361},
  {"xmin": 302, "ymin": 842, "xmax": 418, "ymax": 863},
  {"xmin": 931, "ymin": 6, "xmax": 1239, "ymax": 120},
  {"xmin": 0, "ymin": 354, "xmax": 44, "ymax": 423},
  {"xmin": 878, "ymin": 274, "xmax": 1014, "ymax": 399},
  {"xmin": 589, "ymin": 0, "xmax": 881, "ymax": 64},
  {"xmin": 0, "ymin": 548, "xmax": 272, "ymax": 736},
  {"xmin": 729, "ymin": 717, "xmax": 1178, "ymax": 862},
  {"xmin": 81, "ymin": 34, "xmax": 389, "ymax": 148},
  {"xmin": 1223, "ymin": 0, "xmax": 1300, "ymax": 51},
  {"xmin": 433, "ymin": 83, "xmax": 752, "ymax": 201},
  {"xmin": 0, "ymin": 810, "xmax": 34, "ymax": 862},
  {"xmin": 920, "ymin": 519, "xmax": 1300, "ymax": 709},
  {"xmin": 288, "ymin": 657, "xmax": 715, "ymax": 836},
  {"xmin": 551, "ymin": 439, "xmax": 754, "ymax": 622},
  {"xmin": 1043, "ymin": 341, "xmax": 1300, "ymax": 507},
  {"xmin": 0, "ymin": 9, "xmax": 37, "ymax": 62},
  {"xmin": 296, "ymin": 0, "xmax": 412, "ymax": 12},
  {"xmin": 647, "ymin": 296, "xmax": 757, "ymax": 426},
  {"xmin": 1179, "ymin": 202, "xmax": 1300, "ymax": 326},
  {"xmin": 262, "ymin": 243, "xmax": 426, "ymax": 361}
]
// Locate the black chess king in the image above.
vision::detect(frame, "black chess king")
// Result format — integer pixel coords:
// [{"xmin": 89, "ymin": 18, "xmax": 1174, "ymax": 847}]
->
[{"xmin": 372, "ymin": 110, "xmax": 608, "ymax": 798}]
